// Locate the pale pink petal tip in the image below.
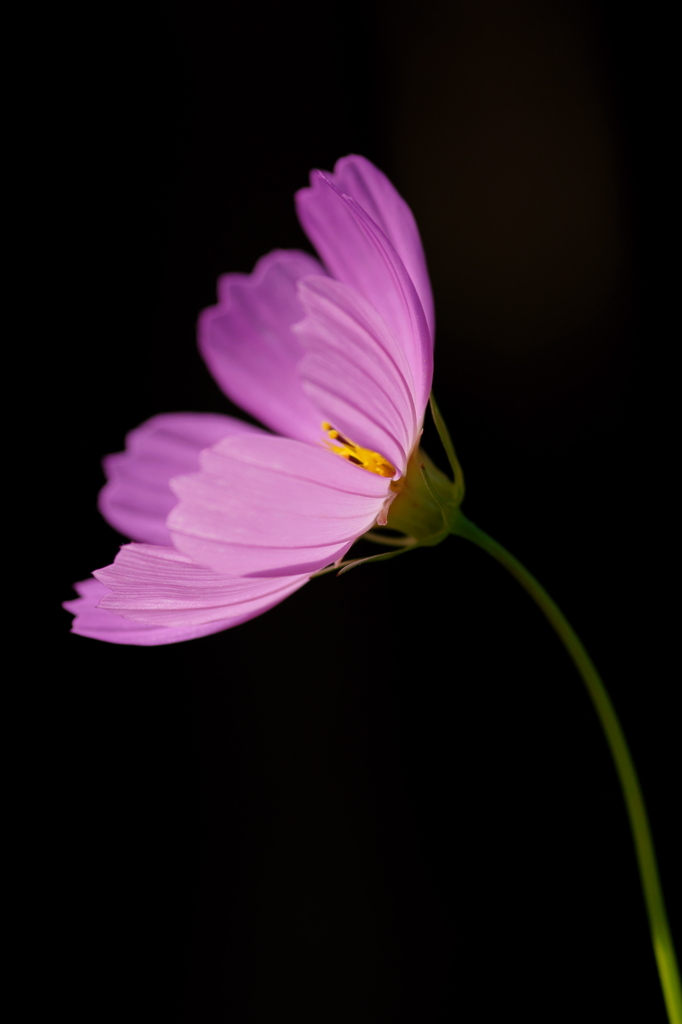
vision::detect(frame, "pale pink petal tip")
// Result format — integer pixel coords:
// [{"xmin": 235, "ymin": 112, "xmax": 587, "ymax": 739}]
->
[
  {"xmin": 295, "ymin": 157, "xmax": 434, "ymax": 414},
  {"xmin": 326, "ymin": 155, "xmax": 434, "ymax": 337},
  {"xmin": 63, "ymin": 577, "xmax": 242, "ymax": 646},
  {"xmin": 198, "ymin": 249, "xmax": 326, "ymax": 444},
  {"xmin": 65, "ymin": 545, "xmax": 310, "ymax": 645},
  {"xmin": 99, "ymin": 412, "xmax": 264, "ymax": 545}
]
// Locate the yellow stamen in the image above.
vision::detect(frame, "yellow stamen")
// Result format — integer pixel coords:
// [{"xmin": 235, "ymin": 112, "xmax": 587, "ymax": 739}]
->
[{"xmin": 321, "ymin": 422, "xmax": 396, "ymax": 478}]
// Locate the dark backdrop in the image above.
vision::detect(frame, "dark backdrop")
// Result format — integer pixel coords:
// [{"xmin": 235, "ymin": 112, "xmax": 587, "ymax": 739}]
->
[{"xmin": 42, "ymin": 1, "xmax": 676, "ymax": 1020}]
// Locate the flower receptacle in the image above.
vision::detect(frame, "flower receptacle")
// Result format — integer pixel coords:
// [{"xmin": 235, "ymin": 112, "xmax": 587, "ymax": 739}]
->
[{"xmin": 381, "ymin": 446, "xmax": 461, "ymax": 542}]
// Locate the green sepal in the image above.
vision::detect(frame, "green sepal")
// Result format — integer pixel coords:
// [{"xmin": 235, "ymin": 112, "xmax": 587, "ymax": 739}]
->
[
  {"xmin": 383, "ymin": 447, "xmax": 456, "ymax": 540},
  {"xmin": 361, "ymin": 531, "xmax": 416, "ymax": 547},
  {"xmin": 335, "ymin": 533, "xmax": 448, "ymax": 576},
  {"xmin": 418, "ymin": 460, "xmax": 452, "ymax": 523},
  {"xmin": 429, "ymin": 392, "xmax": 465, "ymax": 504}
]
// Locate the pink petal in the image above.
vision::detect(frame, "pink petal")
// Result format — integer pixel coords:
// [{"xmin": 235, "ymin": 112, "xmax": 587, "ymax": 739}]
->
[
  {"xmin": 93, "ymin": 545, "xmax": 309, "ymax": 625},
  {"xmin": 326, "ymin": 155, "xmax": 435, "ymax": 339},
  {"xmin": 99, "ymin": 412, "xmax": 263, "ymax": 545},
  {"xmin": 198, "ymin": 249, "xmax": 326, "ymax": 443},
  {"xmin": 168, "ymin": 433, "xmax": 390, "ymax": 577},
  {"xmin": 294, "ymin": 275, "xmax": 419, "ymax": 474},
  {"xmin": 63, "ymin": 577, "xmax": 248, "ymax": 646},
  {"xmin": 295, "ymin": 165, "xmax": 433, "ymax": 413}
]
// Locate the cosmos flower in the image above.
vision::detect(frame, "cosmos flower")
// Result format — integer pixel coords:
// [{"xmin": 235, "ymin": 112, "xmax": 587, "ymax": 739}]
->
[{"xmin": 65, "ymin": 155, "xmax": 441, "ymax": 645}]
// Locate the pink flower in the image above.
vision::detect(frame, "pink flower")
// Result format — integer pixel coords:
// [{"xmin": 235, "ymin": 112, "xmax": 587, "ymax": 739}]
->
[{"xmin": 65, "ymin": 156, "xmax": 436, "ymax": 645}]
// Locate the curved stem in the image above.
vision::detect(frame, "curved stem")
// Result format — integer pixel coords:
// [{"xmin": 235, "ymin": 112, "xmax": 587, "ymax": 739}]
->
[{"xmin": 452, "ymin": 512, "xmax": 681, "ymax": 1024}]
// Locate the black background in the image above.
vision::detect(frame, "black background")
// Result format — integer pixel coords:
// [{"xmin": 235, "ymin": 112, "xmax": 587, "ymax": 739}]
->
[{"xmin": 38, "ymin": 0, "xmax": 676, "ymax": 1020}]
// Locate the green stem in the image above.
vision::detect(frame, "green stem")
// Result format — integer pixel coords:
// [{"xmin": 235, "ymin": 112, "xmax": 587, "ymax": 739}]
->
[{"xmin": 452, "ymin": 512, "xmax": 681, "ymax": 1024}]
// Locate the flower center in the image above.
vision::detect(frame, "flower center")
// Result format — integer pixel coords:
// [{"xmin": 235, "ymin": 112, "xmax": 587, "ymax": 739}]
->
[{"xmin": 321, "ymin": 422, "xmax": 396, "ymax": 478}]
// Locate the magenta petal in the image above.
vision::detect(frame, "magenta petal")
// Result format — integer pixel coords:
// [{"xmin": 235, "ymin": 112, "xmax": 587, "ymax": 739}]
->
[
  {"xmin": 168, "ymin": 433, "xmax": 390, "ymax": 577},
  {"xmin": 326, "ymin": 155, "xmax": 435, "ymax": 338},
  {"xmin": 198, "ymin": 249, "xmax": 326, "ymax": 443},
  {"xmin": 294, "ymin": 275, "xmax": 418, "ymax": 473},
  {"xmin": 98, "ymin": 412, "xmax": 264, "ymax": 545},
  {"xmin": 64, "ymin": 578, "xmax": 247, "ymax": 646},
  {"xmin": 295, "ymin": 168, "xmax": 433, "ymax": 413}
]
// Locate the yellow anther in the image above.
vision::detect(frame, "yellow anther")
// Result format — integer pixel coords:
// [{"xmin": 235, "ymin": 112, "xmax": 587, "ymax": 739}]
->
[{"xmin": 321, "ymin": 422, "xmax": 396, "ymax": 478}]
